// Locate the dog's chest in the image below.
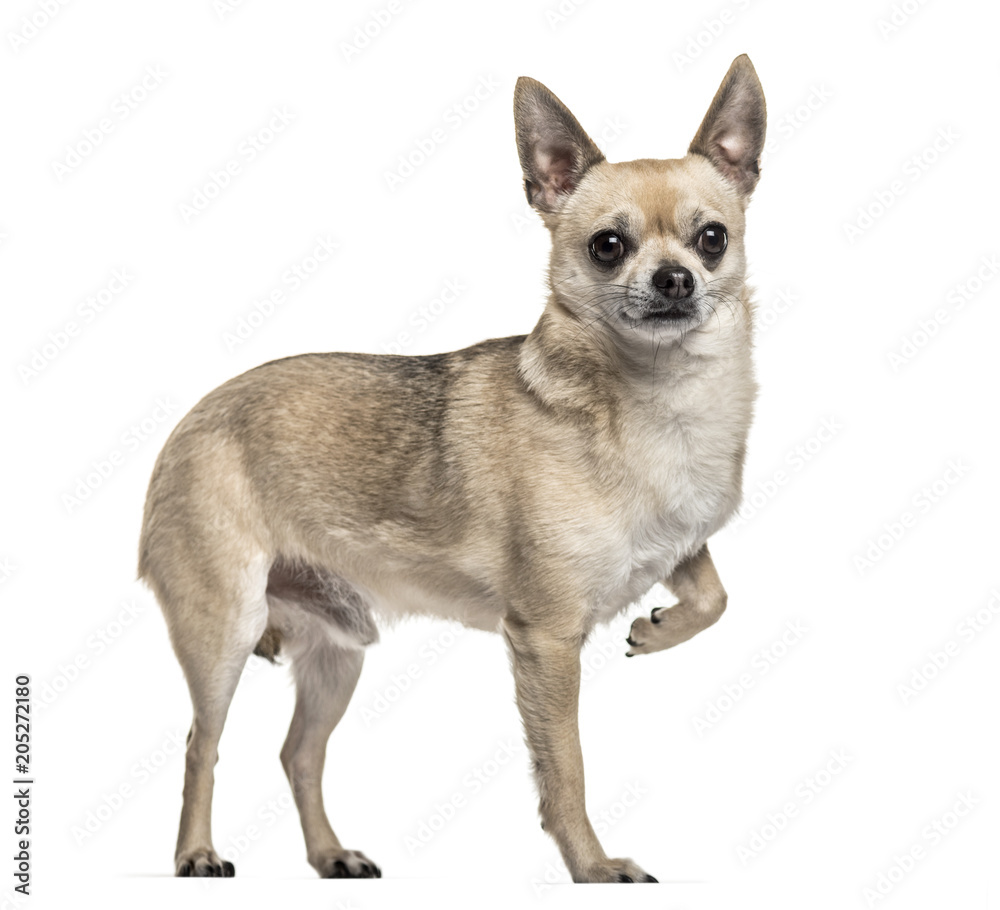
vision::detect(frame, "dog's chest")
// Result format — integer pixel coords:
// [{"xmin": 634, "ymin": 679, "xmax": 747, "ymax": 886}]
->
[{"xmin": 590, "ymin": 384, "xmax": 748, "ymax": 618}]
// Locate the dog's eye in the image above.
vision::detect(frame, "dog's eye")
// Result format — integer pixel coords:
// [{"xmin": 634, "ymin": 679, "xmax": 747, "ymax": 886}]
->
[
  {"xmin": 698, "ymin": 224, "xmax": 727, "ymax": 256},
  {"xmin": 590, "ymin": 231, "xmax": 625, "ymax": 263}
]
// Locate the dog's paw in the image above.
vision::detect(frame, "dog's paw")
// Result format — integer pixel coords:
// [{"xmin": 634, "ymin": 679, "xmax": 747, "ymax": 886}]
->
[
  {"xmin": 176, "ymin": 847, "xmax": 235, "ymax": 877},
  {"xmin": 576, "ymin": 857, "xmax": 657, "ymax": 883},
  {"xmin": 625, "ymin": 611, "xmax": 664, "ymax": 657},
  {"xmin": 313, "ymin": 848, "xmax": 382, "ymax": 879},
  {"xmin": 627, "ymin": 604, "xmax": 697, "ymax": 656}
]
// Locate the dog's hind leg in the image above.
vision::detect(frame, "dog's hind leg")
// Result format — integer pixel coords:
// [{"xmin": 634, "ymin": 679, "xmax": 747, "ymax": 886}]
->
[
  {"xmin": 159, "ymin": 556, "xmax": 270, "ymax": 877},
  {"xmin": 279, "ymin": 635, "xmax": 380, "ymax": 878},
  {"xmin": 267, "ymin": 560, "xmax": 381, "ymax": 878}
]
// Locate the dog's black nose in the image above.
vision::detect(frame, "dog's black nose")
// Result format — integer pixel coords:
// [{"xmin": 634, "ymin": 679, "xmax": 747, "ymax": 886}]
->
[{"xmin": 652, "ymin": 266, "xmax": 695, "ymax": 300}]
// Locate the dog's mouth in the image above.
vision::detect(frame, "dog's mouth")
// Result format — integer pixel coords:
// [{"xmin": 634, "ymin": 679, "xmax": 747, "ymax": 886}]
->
[
  {"xmin": 631, "ymin": 302, "xmax": 700, "ymax": 329},
  {"xmin": 641, "ymin": 307, "xmax": 694, "ymax": 322},
  {"xmin": 620, "ymin": 289, "xmax": 700, "ymax": 324},
  {"xmin": 614, "ymin": 291, "xmax": 703, "ymax": 333}
]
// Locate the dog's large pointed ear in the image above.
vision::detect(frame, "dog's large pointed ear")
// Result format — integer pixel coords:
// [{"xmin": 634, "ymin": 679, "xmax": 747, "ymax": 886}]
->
[
  {"xmin": 514, "ymin": 77, "xmax": 605, "ymax": 214},
  {"xmin": 689, "ymin": 55, "xmax": 767, "ymax": 197}
]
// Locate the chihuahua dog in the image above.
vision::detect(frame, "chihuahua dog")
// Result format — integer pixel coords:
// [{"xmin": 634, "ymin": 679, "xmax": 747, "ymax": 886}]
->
[{"xmin": 138, "ymin": 54, "xmax": 765, "ymax": 883}]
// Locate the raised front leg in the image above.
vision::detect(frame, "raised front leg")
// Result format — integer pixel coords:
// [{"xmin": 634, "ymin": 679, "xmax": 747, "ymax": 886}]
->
[
  {"xmin": 626, "ymin": 544, "xmax": 727, "ymax": 657},
  {"xmin": 502, "ymin": 617, "xmax": 657, "ymax": 883}
]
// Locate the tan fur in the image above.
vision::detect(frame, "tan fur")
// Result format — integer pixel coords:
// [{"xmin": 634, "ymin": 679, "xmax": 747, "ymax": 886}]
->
[{"xmin": 139, "ymin": 55, "xmax": 766, "ymax": 883}]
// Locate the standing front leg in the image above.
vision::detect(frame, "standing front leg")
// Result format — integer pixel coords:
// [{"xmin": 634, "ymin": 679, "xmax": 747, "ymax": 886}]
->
[
  {"xmin": 626, "ymin": 544, "xmax": 728, "ymax": 657},
  {"xmin": 502, "ymin": 617, "xmax": 657, "ymax": 883}
]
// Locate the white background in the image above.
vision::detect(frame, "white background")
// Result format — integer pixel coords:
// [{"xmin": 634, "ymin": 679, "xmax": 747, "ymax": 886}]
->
[{"xmin": 2, "ymin": 0, "xmax": 998, "ymax": 908}]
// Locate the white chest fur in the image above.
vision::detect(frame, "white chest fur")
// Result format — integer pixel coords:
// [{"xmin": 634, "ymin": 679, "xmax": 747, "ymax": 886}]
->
[{"xmin": 588, "ymin": 353, "xmax": 753, "ymax": 623}]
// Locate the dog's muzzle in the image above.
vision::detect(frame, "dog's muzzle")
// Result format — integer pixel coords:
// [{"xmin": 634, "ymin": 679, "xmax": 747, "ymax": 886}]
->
[{"xmin": 645, "ymin": 266, "xmax": 697, "ymax": 320}]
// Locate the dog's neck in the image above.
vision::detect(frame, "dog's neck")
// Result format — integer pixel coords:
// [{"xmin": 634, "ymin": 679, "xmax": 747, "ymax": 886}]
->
[{"xmin": 518, "ymin": 288, "xmax": 752, "ymax": 422}]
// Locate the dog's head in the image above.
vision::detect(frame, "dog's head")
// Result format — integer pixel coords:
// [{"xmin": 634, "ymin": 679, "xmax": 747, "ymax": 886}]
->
[{"xmin": 514, "ymin": 56, "xmax": 766, "ymax": 352}]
